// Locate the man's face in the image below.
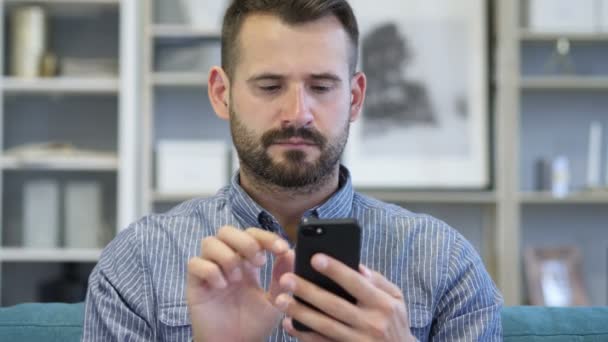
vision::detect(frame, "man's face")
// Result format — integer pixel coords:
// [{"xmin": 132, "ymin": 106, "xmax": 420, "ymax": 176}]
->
[{"xmin": 227, "ymin": 14, "xmax": 355, "ymax": 188}]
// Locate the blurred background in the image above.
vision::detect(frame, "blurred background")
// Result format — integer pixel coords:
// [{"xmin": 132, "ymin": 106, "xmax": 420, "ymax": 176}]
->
[{"xmin": 0, "ymin": 0, "xmax": 606, "ymax": 309}]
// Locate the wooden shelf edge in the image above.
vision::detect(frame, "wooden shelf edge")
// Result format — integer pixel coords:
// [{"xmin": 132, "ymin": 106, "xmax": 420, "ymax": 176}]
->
[
  {"xmin": 2, "ymin": 77, "xmax": 120, "ymax": 94},
  {"xmin": 152, "ymin": 73, "xmax": 208, "ymax": 87},
  {"xmin": 0, "ymin": 248, "xmax": 102, "ymax": 262},
  {"xmin": 1, "ymin": 155, "xmax": 119, "ymax": 171},
  {"xmin": 5, "ymin": 0, "xmax": 119, "ymax": 4},
  {"xmin": 520, "ymin": 76, "xmax": 608, "ymax": 90},
  {"xmin": 520, "ymin": 191, "xmax": 608, "ymax": 204},
  {"xmin": 151, "ymin": 24, "xmax": 221, "ymax": 39},
  {"xmin": 520, "ymin": 30, "xmax": 608, "ymax": 42},
  {"xmin": 357, "ymin": 190, "xmax": 497, "ymax": 204}
]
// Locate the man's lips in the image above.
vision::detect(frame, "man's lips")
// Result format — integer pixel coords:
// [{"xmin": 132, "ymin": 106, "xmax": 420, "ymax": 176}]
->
[{"xmin": 273, "ymin": 138, "xmax": 317, "ymax": 146}]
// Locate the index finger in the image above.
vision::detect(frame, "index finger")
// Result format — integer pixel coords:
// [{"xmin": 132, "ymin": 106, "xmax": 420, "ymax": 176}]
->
[
  {"xmin": 245, "ymin": 227, "xmax": 290, "ymax": 255},
  {"xmin": 310, "ymin": 253, "xmax": 389, "ymax": 305}
]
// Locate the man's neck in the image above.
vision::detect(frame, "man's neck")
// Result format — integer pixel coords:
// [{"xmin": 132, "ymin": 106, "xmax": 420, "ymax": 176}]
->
[{"xmin": 238, "ymin": 165, "xmax": 341, "ymax": 242}]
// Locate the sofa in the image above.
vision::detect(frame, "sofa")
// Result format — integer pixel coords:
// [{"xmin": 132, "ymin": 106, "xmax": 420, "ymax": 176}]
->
[{"xmin": 0, "ymin": 302, "xmax": 606, "ymax": 341}]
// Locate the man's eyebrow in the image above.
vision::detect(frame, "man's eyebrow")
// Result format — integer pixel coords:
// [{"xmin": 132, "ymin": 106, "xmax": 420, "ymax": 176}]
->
[
  {"xmin": 247, "ymin": 73, "xmax": 284, "ymax": 82},
  {"xmin": 246, "ymin": 73, "xmax": 343, "ymax": 83},
  {"xmin": 310, "ymin": 73, "xmax": 342, "ymax": 83}
]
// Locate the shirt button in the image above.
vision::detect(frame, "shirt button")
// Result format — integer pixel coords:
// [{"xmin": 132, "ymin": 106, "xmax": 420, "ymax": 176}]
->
[{"xmin": 258, "ymin": 212, "xmax": 274, "ymax": 231}]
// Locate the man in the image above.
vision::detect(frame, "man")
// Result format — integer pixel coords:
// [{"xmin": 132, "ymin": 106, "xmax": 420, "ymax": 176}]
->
[{"xmin": 83, "ymin": 0, "xmax": 503, "ymax": 341}]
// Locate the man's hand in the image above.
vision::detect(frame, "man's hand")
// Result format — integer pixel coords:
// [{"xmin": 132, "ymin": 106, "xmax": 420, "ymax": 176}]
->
[
  {"xmin": 274, "ymin": 254, "xmax": 416, "ymax": 342},
  {"xmin": 186, "ymin": 226, "xmax": 293, "ymax": 342}
]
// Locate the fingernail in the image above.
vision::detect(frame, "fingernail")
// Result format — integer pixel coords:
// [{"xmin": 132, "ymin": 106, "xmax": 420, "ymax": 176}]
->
[
  {"xmin": 214, "ymin": 277, "xmax": 228, "ymax": 289},
  {"xmin": 312, "ymin": 254, "xmax": 328, "ymax": 269},
  {"xmin": 229, "ymin": 267, "xmax": 242, "ymax": 282},
  {"xmin": 273, "ymin": 239, "xmax": 288, "ymax": 253},
  {"xmin": 275, "ymin": 295, "xmax": 289, "ymax": 311},
  {"xmin": 254, "ymin": 251, "xmax": 266, "ymax": 266},
  {"xmin": 360, "ymin": 264, "xmax": 372, "ymax": 279},
  {"xmin": 282, "ymin": 275, "xmax": 296, "ymax": 291}
]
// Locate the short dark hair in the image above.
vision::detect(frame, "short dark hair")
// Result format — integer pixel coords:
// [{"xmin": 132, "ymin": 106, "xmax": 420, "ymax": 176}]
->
[{"xmin": 221, "ymin": 0, "xmax": 359, "ymax": 79}]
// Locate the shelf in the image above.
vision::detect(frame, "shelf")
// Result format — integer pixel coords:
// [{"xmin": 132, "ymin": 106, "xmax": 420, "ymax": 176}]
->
[
  {"xmin": 1, "ymin": 155, "xmax": 119, "ymax": 171},
  {"xmin": 520, "ymin": 191, "xmax": 608, "ymax": 204},
  {"xmin": 152, "ymin": 73, "xmax": 208, "ymax": 87},
  {"xmin": 520, "ymin": 76, "xmax": 608, "ymax": 90},
  {"xmin": 153, "ymin": 190, "xmax": 497, "ymax": 204},
  {"xmin": 2, "ymin": 77, "xmax": 119, "ymax": 94},
  {"xmin": 357, "ymin": 190, "xmax": 497, "ymax": 204},
  {"xmin": 4, "ymin": 0, "xmax": 120, "ymax": 16},
  {"xmin": 153, "ymin": 191, "xmax": 215, "ymax": 202},
  {"xmin": 0, "ymin": 248, "xmax": 102, "ymax": 262},
  {"xmin": 5, "ymin": 0, "xmax": 119, "ymax": 3},
  {"xmin": 520, "ymin": 30, "xmax": 608, "ymax": 42},
  {"xmin": 151, "ymin": 25, "xmax": 221, "ymax": 39}
]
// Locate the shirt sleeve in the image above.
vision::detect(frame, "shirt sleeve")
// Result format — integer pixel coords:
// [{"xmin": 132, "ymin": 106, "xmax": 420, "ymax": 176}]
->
[
  {"xmin": 430, "ymin": 231, "xmax": 503, "ymax": 341},
  {"xmin": 82, "ymin": 224, "xmax": 155, "ymax": 341}
]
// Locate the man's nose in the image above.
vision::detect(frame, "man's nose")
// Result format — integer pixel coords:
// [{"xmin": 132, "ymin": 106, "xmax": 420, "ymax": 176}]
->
[{"xmin": 281, "ymin": 84, "xmax": 314, "ymax": 128}]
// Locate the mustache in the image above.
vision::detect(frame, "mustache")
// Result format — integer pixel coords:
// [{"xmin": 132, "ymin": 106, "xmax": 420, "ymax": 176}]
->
[{"xmin": 261, "ymin": 126, "xmax": 326, "ymax": 148}]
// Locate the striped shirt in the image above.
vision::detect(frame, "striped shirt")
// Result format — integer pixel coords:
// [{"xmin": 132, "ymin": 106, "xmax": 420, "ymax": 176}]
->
[{"xmin": 83, "ymin": 166, "xmax": 503, "ymax": 341}]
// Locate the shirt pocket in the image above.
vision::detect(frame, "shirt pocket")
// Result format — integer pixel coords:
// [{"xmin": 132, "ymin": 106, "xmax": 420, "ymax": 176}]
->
[{"xmin": 158, "ymin": 303, "xmax": 192, "ymax": 341}]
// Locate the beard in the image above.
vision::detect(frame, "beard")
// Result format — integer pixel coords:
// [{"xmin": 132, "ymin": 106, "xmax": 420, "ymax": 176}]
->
[{"xmin": 230, "ymin": 106, "xmax": 349, "ymax": 189}]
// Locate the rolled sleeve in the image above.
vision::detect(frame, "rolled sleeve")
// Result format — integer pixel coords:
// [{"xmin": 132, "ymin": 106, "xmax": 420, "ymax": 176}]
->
[{"xmin": 431, "ymin": 232, "xmax": 503, "ymax": 341}]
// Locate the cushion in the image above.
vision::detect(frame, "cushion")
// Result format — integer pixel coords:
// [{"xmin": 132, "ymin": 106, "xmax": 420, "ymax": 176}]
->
[
  {"xmin": 0, "ymin": 302, "xmax": 84, "ymax": 342},
  {"xmin": 503, "ymin": 306, "xmax": 608, "ymax": 342}
]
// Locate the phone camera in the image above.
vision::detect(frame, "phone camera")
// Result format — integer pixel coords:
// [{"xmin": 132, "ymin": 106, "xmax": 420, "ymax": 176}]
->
[{"xmin": 302, "ymin": 226, "xmax": 325, "ymax": 236}]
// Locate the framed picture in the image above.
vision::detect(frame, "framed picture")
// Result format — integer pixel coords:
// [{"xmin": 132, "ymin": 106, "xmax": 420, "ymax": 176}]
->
[
  {"xmin": 524, "ymin": 246, "xmax": 589, "ymax": 306},
  {"xmin": 344, "ymin": 0, "xmax": 489, "ymax": 188}
]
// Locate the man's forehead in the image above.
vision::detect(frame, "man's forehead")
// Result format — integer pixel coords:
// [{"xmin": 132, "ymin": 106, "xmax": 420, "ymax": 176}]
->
[{"xmin": 233, "ymin": 13, "xmax": 352, "ymax": 78}]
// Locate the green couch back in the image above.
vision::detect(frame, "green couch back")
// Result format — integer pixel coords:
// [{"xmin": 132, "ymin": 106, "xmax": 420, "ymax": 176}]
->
[
  {"xmin": 503, "ymin": 306, "xmax": 608, "ymax": 342},
  {"xmin": 0, "ymin": 302, "xmax": 84, "ymax": 341},
  {"xmin": 0, "ymin": 303, "xmax": 606, "ymax": 341}
]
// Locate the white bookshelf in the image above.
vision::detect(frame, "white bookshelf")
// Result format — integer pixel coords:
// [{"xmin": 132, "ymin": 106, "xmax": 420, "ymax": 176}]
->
[
  {"xmin": 141, "ymin": 0, "xmax": 225, "ymax": 215},
  {"xmin": 510, "ymin": 0, "xmax": 608, "ymax": 306},
  {"xmin": 0, "ymin": 0, "xmax": 140, "ymax": 305}
]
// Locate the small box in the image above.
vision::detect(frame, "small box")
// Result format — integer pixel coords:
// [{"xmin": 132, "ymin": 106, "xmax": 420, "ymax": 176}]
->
[
  {"xmin": 157, "ymin": 140, "xmax": 228, "ymax": 195},
  {"xmin": 528, "ymin": 0, "xmax": 596, "ymax": 33},
  {"xmin": 64, "ymin": 181, "xmax": 103, "ymax": 248},
  {"xmin": 601, "ymin": 0, "xmax": 608, "ymax": 31},
  {"xmin": 23, "ymin": 180, "xmax": 59, "ymax": 248}
]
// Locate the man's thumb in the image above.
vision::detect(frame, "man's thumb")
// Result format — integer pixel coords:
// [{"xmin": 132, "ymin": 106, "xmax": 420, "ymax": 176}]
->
[{"xmin": 269, "ymin": 249, "xmax": 295, "ymax": 300}]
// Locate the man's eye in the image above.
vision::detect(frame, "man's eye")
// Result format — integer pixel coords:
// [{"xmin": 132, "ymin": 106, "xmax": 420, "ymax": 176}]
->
[
  {"xmin": 260, "ymin": 85, "xmax": 281, "ymax": 92},
  {"xmin": 311, "ymin": 85, "xmax": 332, "ymax": 93}
]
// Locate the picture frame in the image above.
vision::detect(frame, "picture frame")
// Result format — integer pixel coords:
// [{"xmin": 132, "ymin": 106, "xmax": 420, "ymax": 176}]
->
[
  {"xmin": 524, "ymin": 246, "xmax": 590, "ymax": 306},
  {"xmin": 344, "ymin": 0, "xmax": 490, "ymax": 188}
]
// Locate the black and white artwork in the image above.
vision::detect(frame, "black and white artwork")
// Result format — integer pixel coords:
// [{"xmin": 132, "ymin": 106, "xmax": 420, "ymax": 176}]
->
[{"xmin": 345, "ymin": 0, "xmax": 489, "ymax": 188}]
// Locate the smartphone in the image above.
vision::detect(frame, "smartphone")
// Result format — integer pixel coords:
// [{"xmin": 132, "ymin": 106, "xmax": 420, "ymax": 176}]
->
[{"xmin": 293, "ymin": 217, "xmax": 361, "ymax": 332}]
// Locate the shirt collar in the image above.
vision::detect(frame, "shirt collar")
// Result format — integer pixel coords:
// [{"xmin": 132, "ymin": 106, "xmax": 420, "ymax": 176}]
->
[{"xmin": 227, "ymin": 165, "xmax": 355, "ymax": 229}]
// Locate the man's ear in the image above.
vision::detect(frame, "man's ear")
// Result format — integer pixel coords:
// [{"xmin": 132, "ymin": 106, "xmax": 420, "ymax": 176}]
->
[
  {"xmin": 349, "ymin": 72, "xmax": 366, "ymax": 122},
  {"xmin": 208, "ymin": 66, "xmax": 231, "ymax": 121}
]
